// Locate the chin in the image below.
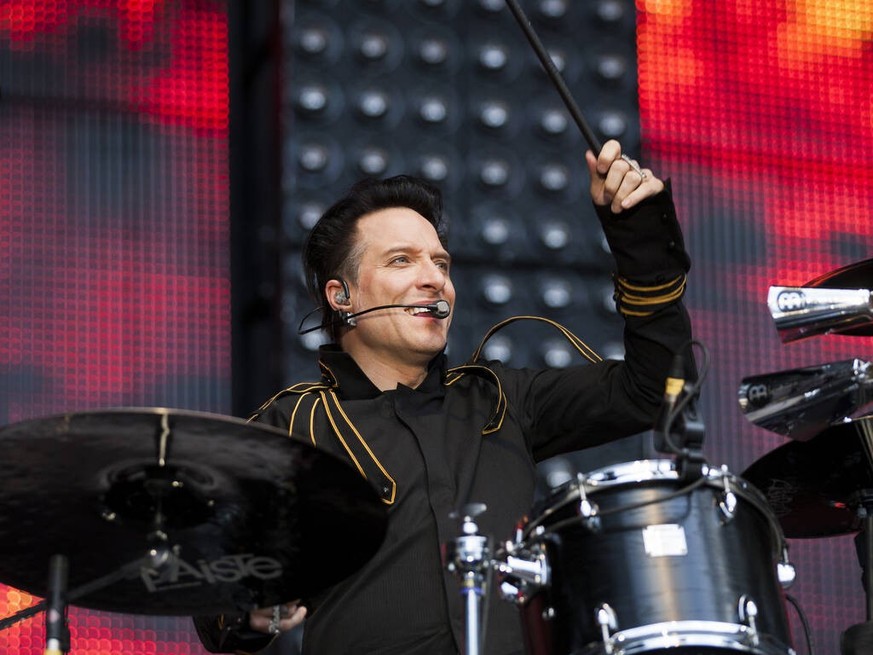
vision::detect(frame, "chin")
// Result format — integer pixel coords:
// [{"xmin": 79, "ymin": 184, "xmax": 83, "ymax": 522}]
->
[{"xmin": 415, "ymin": 339, "xmax": 447, "ymax": 358}]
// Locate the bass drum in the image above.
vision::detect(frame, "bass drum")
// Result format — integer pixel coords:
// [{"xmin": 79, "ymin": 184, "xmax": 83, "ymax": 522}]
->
[{"xmin": 507, "ymin": 460, "xmax": 796, "ymax": 655}]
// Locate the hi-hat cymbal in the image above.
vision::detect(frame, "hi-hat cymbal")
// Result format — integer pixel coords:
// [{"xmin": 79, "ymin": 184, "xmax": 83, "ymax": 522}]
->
[
  {"xmin": 742, "ymin": 417, "xmax": 873, "ymax": 538},
  {"xmin": 805, "ymin": 257, "xmax": 873, "ymax": 336},
  {"xmin": 0, "ymin": 408, "xmax": 388, "ymax": 616}
]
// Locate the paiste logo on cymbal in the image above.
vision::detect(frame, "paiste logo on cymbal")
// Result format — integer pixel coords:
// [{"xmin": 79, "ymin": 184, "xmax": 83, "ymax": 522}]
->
[{"xmin": 140, "ymin": 553, "xmax": 282, "ymax": 593}]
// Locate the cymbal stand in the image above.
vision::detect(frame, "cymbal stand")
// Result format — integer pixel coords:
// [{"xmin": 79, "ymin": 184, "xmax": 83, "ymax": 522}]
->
[
  {"xmin": 44, "ymin": 554, "xmax": 69, "ymax": 655},
  {"xmin": 446, "ymin": 504, "xmax": 491, "ymax": 655},
  {"xmin": 0, "ymin": 554, "xmax": 157, "ymax": 648},
  {"xmin": 842, "ymin": 493, "xmax": 873, "ymax": 655}
]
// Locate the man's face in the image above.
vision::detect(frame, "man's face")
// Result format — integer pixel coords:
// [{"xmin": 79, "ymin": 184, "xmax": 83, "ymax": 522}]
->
[{"xmin": 342, "ymin": 207, "xmax": 455, "ymax": 367}]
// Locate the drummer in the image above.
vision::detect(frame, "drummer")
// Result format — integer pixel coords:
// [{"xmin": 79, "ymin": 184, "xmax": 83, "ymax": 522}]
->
[{"xmin": 193, "ymin": 139, "xmax": 694, "ymax": 654}]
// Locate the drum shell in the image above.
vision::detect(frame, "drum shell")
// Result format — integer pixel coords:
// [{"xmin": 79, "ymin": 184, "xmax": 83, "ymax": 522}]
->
[{"xmin": 518, "ymin": 464, "xmax": 793, "ymax": 655}]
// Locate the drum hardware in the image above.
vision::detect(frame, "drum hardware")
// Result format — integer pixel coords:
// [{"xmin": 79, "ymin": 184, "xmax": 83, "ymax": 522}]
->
[
  {"xmin": 495, "ymin": 541, "xmax": 550, "ymax": 606},
  {"xmin": 44, "ymin": 554, "xmax": 69, "ymax": 655},
  {"xmin": 777, "ymin": 547, "xmax": 797, "ymax": 589},
  {"xmin": 576, "ymin": 474, "xmax": 602, "ymax": 532},
  {"xmin": 841, "ymin": 493, "xmax": 873, "ymax": 655},
  {"xmin": 738, "ymin": 595, "xmax": 762, "ymax": 647},
  {"xmin": 0, "ymin": 407, "xmax": 389, "ymax": 652},
  {"xmin": 1, "ymin": 552, "xmax": 161, "ymax": 651},
  {"xmin": 717, "ymin": 464, "xmax": 739, "ymax": 523},
  {"xmin": 594, "ymin": 604, "xmax": 619, "ymax": 654},
  {"xmin": 445, "ymin": 503, "xmax": 492, "ymax": 655},
  {"xmin": 587, "ymin": 595, "xmax": 777, "ymax": 655}
]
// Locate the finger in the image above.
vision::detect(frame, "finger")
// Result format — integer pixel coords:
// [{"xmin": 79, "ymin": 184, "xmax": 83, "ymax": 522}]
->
[
  {"xmin": 584, "ymin": 149, "xmax": 598, "ymax": 178},
  {"xmin": 270, "ymin": 606, "xmax": 307, "ymax": 633},
  {"xmin": 248, "ymin": 602, "xmax": 303, "ymax": 634},
  {"xmin": 619, "ymin": 170, "xmax": 665, "ymax": 210},
  {"xmin": 596, "ymin": 139, "xmax": 622, "ymax": 175},
  {"xmin": 602, "ymin": 158, "xmax": 634, "ymax": 204},
  {"xmin": 585, "ymin": 150, "xmax": 608, "ymax": 205},
  {"xmin": 248, "ymin": 612, "xmax": 274, "ymax": 633},
  {"xmin": 611, "ymin": 174, "xmax": 644, "ymax": 213},
  {"xmin": 620, "ymin": 154, "xmax": 644, "ymax": 178},
  {"xmin": 286, "ymin": 605, "xmax": 307, "ymax": 630}
]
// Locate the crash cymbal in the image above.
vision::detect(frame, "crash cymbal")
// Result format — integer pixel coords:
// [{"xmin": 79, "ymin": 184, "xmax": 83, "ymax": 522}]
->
[
  {"xmin": 0, "ymin": 408, "xmax": 388, "ymax": 616},
  {"xmin": 742, "ymin": 417, "xmax": 873, "ymax": 538},
  {"xmin": 805, "ymin": 257, "xmax": 873, "ymax": 336}
]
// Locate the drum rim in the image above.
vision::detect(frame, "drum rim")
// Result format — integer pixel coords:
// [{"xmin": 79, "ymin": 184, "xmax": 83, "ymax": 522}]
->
[
  {"xmin": 524, "ymin": 459, "xmax": 788, "ymax": 560},
  {"xmin": 581, "ymin": 619, "xmax": 795, "ymax": 655},
  {"xmin": 539, "ymin": 458, "xmax": 771, "ymax": 514}
]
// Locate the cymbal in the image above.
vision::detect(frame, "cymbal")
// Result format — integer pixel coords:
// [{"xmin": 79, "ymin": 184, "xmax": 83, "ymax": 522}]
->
[
  {"xmin": 805, "ymin": 257, "xmax": 873, "ymax": 336},
  {"xmin": 0, "ymin": 408, "xmax": 388, "ymax": 616},
  {"xmin": 742, "ymin": 417, "xmax": 873, "ymax": 538}
]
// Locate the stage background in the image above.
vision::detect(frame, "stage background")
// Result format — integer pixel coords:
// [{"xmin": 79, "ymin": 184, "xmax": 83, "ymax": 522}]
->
[
  {"xmin": 638, "ymin": 1, "xmax": 872, "ymax": 651},
  {"xmin": 0, "ymin": 1, "xmax": 231, "ymax": 653},
  {"xmin": 0, "ymin": 1, "xmax": 870, "ymax": 654}
]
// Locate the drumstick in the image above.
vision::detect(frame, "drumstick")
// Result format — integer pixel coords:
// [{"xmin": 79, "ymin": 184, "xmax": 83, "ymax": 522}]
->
[{"xmin": 503, "ymin": 0, "xmax": 602, "ymax": 153}]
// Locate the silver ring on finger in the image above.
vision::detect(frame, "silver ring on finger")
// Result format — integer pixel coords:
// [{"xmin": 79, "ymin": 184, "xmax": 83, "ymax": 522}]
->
[
  {"xmin": 268, "ymin": 605, "xmax": 281, "ymax": 635},
  {"xmin": 621, "ymin": 153, "xmax": 646, "ymax": 180}
]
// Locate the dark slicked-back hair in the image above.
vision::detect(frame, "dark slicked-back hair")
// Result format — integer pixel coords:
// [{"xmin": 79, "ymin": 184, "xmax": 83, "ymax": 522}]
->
[{"xmin": 303, "ymin": 175, "xmax": 448, "ymax": 341}]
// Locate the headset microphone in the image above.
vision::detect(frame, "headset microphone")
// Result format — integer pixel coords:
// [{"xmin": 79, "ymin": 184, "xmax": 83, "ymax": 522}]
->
[
  {"xmin": 344, "ymin": 300, "xmax": 451, "ymax": 325},
  {"xmin": 427, "ymin": 299, "xmax": 451, "ymax": 319},
  {"xmin": 298, "ymin": 299, "xmax": 451, "ymax": 334}
]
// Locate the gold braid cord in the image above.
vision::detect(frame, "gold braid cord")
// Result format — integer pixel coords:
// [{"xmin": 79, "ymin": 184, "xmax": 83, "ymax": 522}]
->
[
  {"xmin": 246, "ymin": 316, "xmax": 607, "ymax": 501},
  {"xmin": 448, "ymin": 315, "xmax": 604, "ymax": 435},
  {"xmin": 613, "ymin": 273, "xmax": 687, "ymax": 317}
]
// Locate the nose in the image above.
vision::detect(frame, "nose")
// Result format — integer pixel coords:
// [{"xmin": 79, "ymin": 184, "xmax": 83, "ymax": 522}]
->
[{"xmin": 418, "ymin": 259, "xmax": 448, "ymax": 291}]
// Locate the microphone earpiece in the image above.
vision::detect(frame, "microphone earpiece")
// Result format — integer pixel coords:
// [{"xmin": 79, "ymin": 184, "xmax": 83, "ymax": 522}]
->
[
  {"xmin": 334, "ymin": 278, "xmax": 352, "ymax": 308},
  {"xmin": 334, "ymin": 278, "xmax": 356, "ymax": 326}
]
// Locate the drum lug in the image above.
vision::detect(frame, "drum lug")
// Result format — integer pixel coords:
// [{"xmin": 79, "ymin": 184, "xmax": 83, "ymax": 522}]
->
[
  {"xmin": 595, "ymin": 602, "xmax": 618, "ymax": 654},
  {"xmin": 778, "ymin": 546, "xmax": 797, "ymax": 588},
  {"xmin": 737, "ymin": 594, "xmax": 760, "ymax": 647},
  {"xmin": 576, "ymin": 475, "xmax": 601, "ymax": 532},
  {"xmin": 717, "ymin": 466, "xmax": 738, "ymax": 523}
]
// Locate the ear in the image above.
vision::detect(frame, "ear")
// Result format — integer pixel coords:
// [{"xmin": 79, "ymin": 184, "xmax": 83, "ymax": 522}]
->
[{"xmin": 325, "ymin": 279, "xmax": 349, "ymax": 311}]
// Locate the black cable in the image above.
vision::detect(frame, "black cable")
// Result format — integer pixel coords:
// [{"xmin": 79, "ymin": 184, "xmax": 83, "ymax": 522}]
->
[
  {"xmin": 659, "ymin": 339, "xmax": 710, "ymax": 459},
  {"xmin": 785, "ymin": 593, "xmax": 815, "ymax": 655}
]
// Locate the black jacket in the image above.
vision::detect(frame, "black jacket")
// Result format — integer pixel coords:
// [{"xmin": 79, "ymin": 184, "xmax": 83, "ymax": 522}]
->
[{"xmin": 194, "ymin": 189, "xmax": 693, "ymax": 654}]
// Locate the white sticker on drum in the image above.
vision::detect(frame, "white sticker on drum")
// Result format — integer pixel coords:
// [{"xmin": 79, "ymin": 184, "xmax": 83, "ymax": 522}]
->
[{"xmin": 642, "ymin": 524, "xmax": 688, "ymax": 557}]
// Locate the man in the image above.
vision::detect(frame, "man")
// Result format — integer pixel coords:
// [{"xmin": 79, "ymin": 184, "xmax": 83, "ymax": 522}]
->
[{"xmin": 194, "ymin": 140, "xmax": 693, "ymax": 654}]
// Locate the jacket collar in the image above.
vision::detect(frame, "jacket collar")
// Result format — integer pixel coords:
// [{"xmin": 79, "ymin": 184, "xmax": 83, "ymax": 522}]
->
[{"xmin": 317, "ymin": 344, "xmax": 448, "ymax": 400}]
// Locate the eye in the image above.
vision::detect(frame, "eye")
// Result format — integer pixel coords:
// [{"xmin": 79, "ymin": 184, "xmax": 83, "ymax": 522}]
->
[
  {"xmin": 435, "ymin": 260, "xmax": 450, "ymax": 272},
  {"xmin": 389, "ymin": 255, "xmax": 410, "ymax": 265}
]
